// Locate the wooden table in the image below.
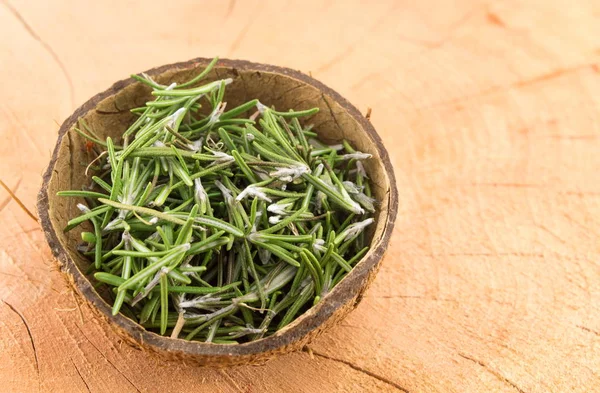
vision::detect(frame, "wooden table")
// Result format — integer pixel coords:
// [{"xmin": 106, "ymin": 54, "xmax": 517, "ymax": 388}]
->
[{"xmin": 1, "ymin": 0, "xmax": 599, "ymax": 391}]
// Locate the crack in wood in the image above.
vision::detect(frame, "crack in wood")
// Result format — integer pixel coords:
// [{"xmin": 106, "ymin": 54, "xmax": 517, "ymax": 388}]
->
[
  {"xmin": 2, "ymin": 299, "xmax": 40, "ymax": 378},
  {"xmin": 219, "ymin": 369, "xmax": 244, "ymax": 392},
  {"xmin": 1, "ymin": 0, "xmax": 75, "ymax": 109},
  {"xmin": 225, "ymin": 0, "xmax": 236, "ymax": 20},
  {"xmin": 227, "ymin": 22, "xmax": 250, "ymax": 54},
  {"xmin": 561, "ymin": 212, "xmax": 600, "ymax": 239},
  {"xmin": 315, "ymin": 46, "xmax": 356, "ymax": 74},
  {"xmin": 73, "ymin": 324, "xmax": 141, "ymax": 393},
  {"xmin": 535, "ymin": 224, "xmax": 567, "ymax": 245},
  {"xmin": 0, "ymin": 177, "xmax": 21, "ymax": 214},
  {"xmin": 577, "ymin": 325, "xmax": 600, "ymax": 337},
  {"xmin": 0, "ymin": 178, "xmax": 38, "ymax": 222},
  {"xmin": 226, "ymin": 3, "xmax": 262, "ymax": 56},
  {"xmin": 458, "ymin": 353, "xmax": 527, "ymax": 393},
  {"xmin": 305, "ymin": 347, "xmax": 410, "ymax": 392},
  {"xmin": 70, "ymin": 357, "xmax": 92, "ymax": 393}
]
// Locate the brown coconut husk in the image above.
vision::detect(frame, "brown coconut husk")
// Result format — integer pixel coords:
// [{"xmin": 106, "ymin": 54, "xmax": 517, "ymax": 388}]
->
[{"xmin": 37, "ymin": 57, "xmax": 398, "ymax": 366}]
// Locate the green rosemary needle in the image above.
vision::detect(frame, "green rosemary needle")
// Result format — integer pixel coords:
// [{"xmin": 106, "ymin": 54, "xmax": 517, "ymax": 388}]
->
[{"xmin": 59, "ymin": 57, "xmax": 377, "ymax": 343}]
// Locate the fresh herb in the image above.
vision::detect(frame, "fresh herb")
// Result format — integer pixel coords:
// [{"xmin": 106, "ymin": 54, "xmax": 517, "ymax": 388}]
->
[{"xmin": 59, "ymin": 58, "xmax": 376, "ymax": 343}]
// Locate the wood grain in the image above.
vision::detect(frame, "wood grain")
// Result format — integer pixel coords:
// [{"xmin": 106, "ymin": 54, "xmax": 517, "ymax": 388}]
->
[{"xmin": 1, "ymin": 0, "xmax": 599, "ymax": 391}]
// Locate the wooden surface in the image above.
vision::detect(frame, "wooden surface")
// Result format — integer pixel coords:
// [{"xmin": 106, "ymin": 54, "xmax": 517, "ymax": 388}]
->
[{"xmin": 1, "ymin": 0, "xmax": 599, "ymax": 391}]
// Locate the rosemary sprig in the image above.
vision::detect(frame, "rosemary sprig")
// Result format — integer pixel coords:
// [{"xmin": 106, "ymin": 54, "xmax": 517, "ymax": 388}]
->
[{"xmin": 59, "ymin": 58, "xmax": 377, "ymax": 343}]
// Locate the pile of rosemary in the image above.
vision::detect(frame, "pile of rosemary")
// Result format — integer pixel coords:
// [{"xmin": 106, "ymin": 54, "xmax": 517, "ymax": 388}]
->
[{"xmin": 59, "ymin": 58, "xmax": 376, "ymax": 343}]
